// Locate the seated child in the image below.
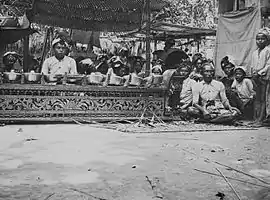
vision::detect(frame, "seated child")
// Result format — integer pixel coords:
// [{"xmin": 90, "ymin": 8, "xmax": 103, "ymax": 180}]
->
[
  {"xmin": 144, "ymin": 64, "xmax": 164, "ymax": 88},
  {"xmin": 167, "ymin": 61, "xmax": 196, "ymax": 118},
  {"xmin": 219, "ymin": 55, "xmax": 242, "ymax": 109},
  {"xmin": 124, "ymin": 57, "xmax": 145, "ymax": 87},
  {"xmin": 189, "ymin": 54, "xmax": 205, "ymax": 82},
  {"xmin": 152, "ymin": 64, "xmax": 163, "ymax": 75},
  {"xmin": 231, "ymin": 66, "xmax": 255, "ymax": 119}
]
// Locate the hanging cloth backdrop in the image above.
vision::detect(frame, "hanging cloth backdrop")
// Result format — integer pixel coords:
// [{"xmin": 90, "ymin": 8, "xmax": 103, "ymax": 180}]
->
[{"xmin": 214, "ymin": 7, "xmax": 261, "ymax": 76}]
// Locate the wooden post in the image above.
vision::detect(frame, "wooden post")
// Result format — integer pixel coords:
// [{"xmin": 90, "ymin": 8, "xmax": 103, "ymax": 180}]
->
[
  {"xmin": 233, "ymin": 0, "xmax": 238, "ymax": 11},
  {"xmin": 40, "ymin": 28, "xmax": 50, "ymax": 66},
  {"xmin": 197, "ymin": 39, "xmax": 200, "ymax": 52},
  {"xmin": 23, "ymin": 36, "xmax": 29, "ymax": 72},
  {"xmin": 0, "ymin": 45, "xmax": 6, "ymax": 72},
  {"xmin": 145, "ymin": 0, "xmax": 151, "ymax": 76},
  {"xmin": 48, "ymin": 27, "xmax": 54, "ymax": 57}
]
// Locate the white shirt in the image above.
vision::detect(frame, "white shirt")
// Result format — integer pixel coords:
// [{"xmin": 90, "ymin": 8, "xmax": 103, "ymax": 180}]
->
[
  {"xmin": 231, "ymin": 78, "xmax": 255, "ymax": 103},
  {"xmin": 180, "ymin": 77, "xmax": 196, "ymax": 105},
  {"xmin": 193, "ymin": 80, "xmax": 229, "ymax": 108},
  {"xmin": 41, "ymin": 56, "xmax": 77, "ymax": 75},
  {"xmin": 249, "ymin": 46, "xmax": 270, "ymax": 79}
]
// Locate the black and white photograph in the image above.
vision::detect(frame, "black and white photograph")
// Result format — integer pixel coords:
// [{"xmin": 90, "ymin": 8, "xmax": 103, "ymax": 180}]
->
[{"xmin": 0, "ymin": 0, "xmax": 270, "ymax": 199}]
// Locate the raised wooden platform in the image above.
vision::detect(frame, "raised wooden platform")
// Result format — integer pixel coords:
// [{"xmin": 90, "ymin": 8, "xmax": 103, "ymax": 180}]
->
[{"xmin": 0, "ymin": 84, "xmax": 167, "ymax": 122}]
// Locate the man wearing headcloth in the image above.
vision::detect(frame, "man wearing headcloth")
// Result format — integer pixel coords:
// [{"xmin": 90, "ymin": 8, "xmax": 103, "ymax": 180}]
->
[
  {"xmin": 177, "ymin": 62, "xmax": 196, "ymax": 110},
  {"xmin": 41, "ymin": 38, "xmax": 77, "ymax": 75},
  {"xmin": 2, "ymin": 51, "xmax": 22, "ymax": 72},
  {"xmin": 189, "ymin": 62, "xmax": 240, "ymax": 124},
  {"xmin": 249, "ymin": 28, "xmax": 270, "ymax": 124},
  {"xmin": 219, "ymin": 55, "xmax": 242, "ymax": 108},
  {"xmin": 220, "ymin": 55, "xmax": 236, "ymax": 89}
]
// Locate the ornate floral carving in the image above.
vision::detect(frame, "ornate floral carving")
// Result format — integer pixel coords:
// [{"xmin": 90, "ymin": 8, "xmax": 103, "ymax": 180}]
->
[{"xmin": 0, "ymin": 84, "xmax": 166, "ymax": 121}]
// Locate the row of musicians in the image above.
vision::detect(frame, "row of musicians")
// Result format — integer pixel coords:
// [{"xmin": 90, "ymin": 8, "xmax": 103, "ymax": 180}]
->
[{"xmin": 40, "ymin": 38, "xmax": 168, "ymax": 86}]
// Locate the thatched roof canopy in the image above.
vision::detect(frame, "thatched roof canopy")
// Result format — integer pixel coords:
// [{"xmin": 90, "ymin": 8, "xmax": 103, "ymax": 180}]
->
[
  {"xmin": 3, "ymin": 0, "xmax": 166, "ymax": 31},
  {"xmin": 149, "ymin": 22, "xmax": 216, "ymax": 39},
  {"xmin": 119, "ymin": 22, "xmax": 216, "ymax": 40}
]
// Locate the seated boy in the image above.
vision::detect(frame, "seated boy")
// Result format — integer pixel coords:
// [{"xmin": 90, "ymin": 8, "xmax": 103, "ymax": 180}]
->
[
  {"xmin": 167, "ymin": 61, "xmax": 196, "ymax": 118},
  {"xmin": 144, "ymin": 64, "xmax": 164, "ymax": 88},
  {"xmin": 190, "ymin": 54, "xmax": 205, "ymax": 82},
  {"xmin": 231, "ymin": 66, "xmax": 255, "ymax": 119},
  {"xmin": 189, "ymin": 63, "xmax": 240, "ymax": 124},
  {"xmin": 124, "ymin": 56, "xmax": 145, "ymax": 87},
  {"xmin": 219, "ymin": 55, "xmax": 243, "ymax": 109}
]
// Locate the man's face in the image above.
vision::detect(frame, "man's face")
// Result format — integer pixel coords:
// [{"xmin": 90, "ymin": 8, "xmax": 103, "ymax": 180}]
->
[
  {"xmin": 235, "ymin": 69, "xmax": 245, "ymax": 82},
  {"xmin": 54, "ymin": 43, "xmax": 66, "ymax": 59},
  {"xmin": 134, "ymin": 62, "xmax": 142, "ymax": 73},
  {"xmin": 196, "ymin": 59, "xmax": 203, "ymax": 71},
  {"xmin": 111, "ymin": 56, "xmax": 124, "ymax": 68},
  {"xmin": 223, "ymin": 63, "xmax": 235, "ymax": 76},
  {"xmin": 202, "ymin": 65, "xmax": 215, "ymax": 83},
  {"xmin": 120, "ymin": 50, "xmax": 128, "ymax": 58},
  {"xmin": 119, "ymin": 67, "xmax": 128, "ymax": 77},
  {"xmin": 178, "ymin": 66, "xmax": 190, "ymax": 78},
  {"xmin": 256, "ymin": 33, "xmax": 268, "ymax": 49},
  {"xmin": 153, "ymin": 68, "xmax": 162, "ymax": 75},
  {"xmin": 6, "ymin": 54, "xmax": 17, "ymax": 65},
  {"xmin": 165, "ymin": 40, "xmax": 174, "ymax": 50}
]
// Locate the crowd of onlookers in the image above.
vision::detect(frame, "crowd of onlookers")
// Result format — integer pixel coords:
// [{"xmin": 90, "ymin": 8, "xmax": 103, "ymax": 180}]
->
[
  {"xmin": 165, "ymin": 27, "xmax": 270, "ymax": 126},
  {"xmin": 165, "ymin": 55, "xmax": 250, "ymax": 124},
  {"xmin": 1, "ymin": 27, "xmax": 270, "ymax": 126}
]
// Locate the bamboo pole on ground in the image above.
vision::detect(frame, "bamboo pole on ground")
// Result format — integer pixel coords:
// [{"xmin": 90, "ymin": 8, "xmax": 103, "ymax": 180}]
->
[
  {"xmin": 194, "ymin": 168, "xmax": 270, "ymax": 188},
  {"xmin": 216, "ymin": 167, "xmax": 242, "ymax": 200}
]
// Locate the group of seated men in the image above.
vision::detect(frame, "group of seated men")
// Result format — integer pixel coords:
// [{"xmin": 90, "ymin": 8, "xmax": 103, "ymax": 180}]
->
[
  {"xmin": 1, "ymin": 38, "xmax": 257, "ymax": 124},
  {"xmin": 41, "ymin": 38, "xmax": 244, "ymax": 124},
  {"xmin": 165, "ymin": 53, "xmax": 257, "ymax": 124},
  {"xmin": 39, "ymin": 38, "xmax": 175, "ymax": 87}
]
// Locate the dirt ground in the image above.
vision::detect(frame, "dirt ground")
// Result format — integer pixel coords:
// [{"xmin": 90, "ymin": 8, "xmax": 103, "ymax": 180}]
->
[{"xmin": 0, "ymin": 124, "xmax": 270, "ymax": 200}]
